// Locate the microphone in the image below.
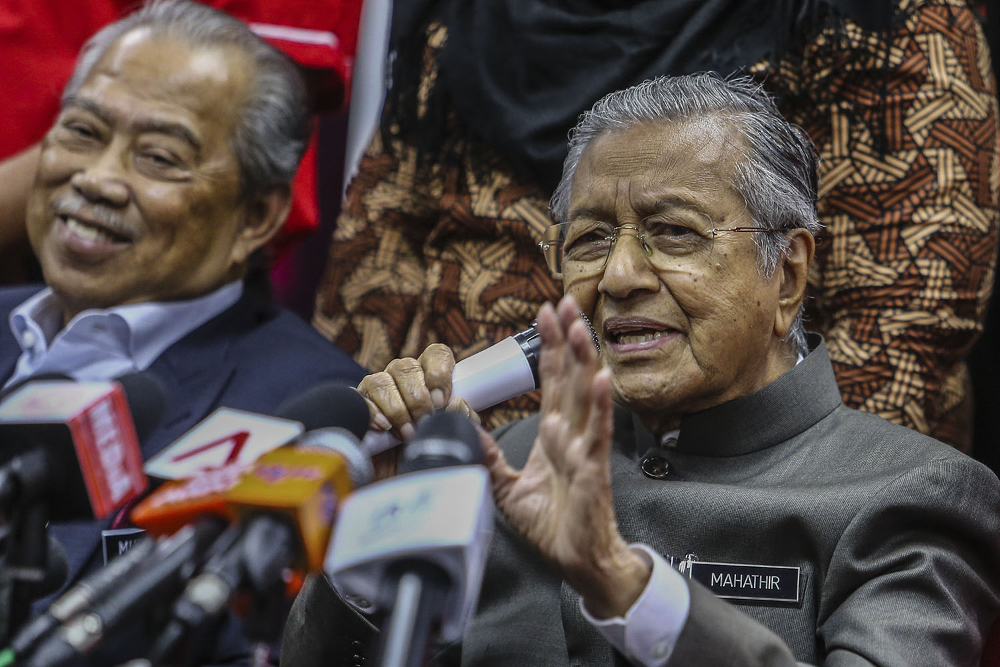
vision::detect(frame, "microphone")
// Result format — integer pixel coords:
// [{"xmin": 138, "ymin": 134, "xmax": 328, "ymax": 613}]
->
[
  {"xmin": 363, "ymin": 315, "xmax": 599, "ymax": 454},
  {"xmin": 13, "ymin": 383, "xmax": 370, "ymax": 664},
  {"xmin": 132, "ymin": 383, "xmax": 373, "ymax": 535},
  {"xmin": 0, "ymin": 372, "xmax": 74, "ymax": 404},
  {"xmin": 143, "ymin": 425, "xmax": 374, "ymax": 664},
  {"xmin": 0, "ymin": 372, "xmax": 166, "ymax": 520},
  {"xmin": 327, "ymin": 411, "xmax": 494, "ymax": 667},
  {"xmin": 1, "ymin": 537, "xmax": 156, "ymax": 664},
  {"xmin": 22, "ymin": 518, "xmax": 227, "ymax": 667},
  {"xmin": 143, "ymin": 381, "xmax": 368, "ymax": 481}
]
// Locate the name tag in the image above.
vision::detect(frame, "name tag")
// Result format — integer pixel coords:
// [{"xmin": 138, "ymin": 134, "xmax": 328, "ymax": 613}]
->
[
  {"xmin": 686, "ymin": 561, "xmax": 800, "ymax": 603},
  {"xmin": 102, "ymin": 528, "xmax": 147, "ymax": 565}
]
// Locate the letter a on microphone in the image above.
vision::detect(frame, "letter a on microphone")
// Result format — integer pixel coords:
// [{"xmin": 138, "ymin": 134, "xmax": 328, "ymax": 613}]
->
[{"xmin": 144, "ymin": 408, "xmax": 303, "ymax": 481}]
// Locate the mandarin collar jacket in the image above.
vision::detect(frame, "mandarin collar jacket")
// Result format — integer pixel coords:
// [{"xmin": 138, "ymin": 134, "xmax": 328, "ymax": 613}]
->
[{"xmin": 283, "ymin": 335, "xmax": 1000, "ymax": 667}]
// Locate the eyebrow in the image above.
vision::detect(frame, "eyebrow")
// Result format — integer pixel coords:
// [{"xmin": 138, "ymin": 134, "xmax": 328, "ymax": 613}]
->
[
  {"xmin": 567, "ymin": 194, "xmax": 709, "ymax": 223},
  {"xmin": 63, "ymin": 95, "xmax": 203, "ymax": 151}
]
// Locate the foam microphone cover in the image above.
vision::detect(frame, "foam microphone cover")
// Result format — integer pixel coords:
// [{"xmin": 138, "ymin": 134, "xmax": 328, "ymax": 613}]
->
[
  {"xmin": 274, "ymin": 383, "xmax": 370, "ymax": 439},
  {"xmin": 114, "ymin": 371, "xmax": 168, "ymax": 443},
  {"xmin": 400, "ymin": 411, "xmax": 483, "ymax": 473}
]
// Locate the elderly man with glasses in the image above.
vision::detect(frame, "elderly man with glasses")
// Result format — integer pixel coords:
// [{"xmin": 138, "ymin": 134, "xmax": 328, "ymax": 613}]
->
[{"xmin": 284, "ymin": 74, "xmax": 1000, "ymax": 666}]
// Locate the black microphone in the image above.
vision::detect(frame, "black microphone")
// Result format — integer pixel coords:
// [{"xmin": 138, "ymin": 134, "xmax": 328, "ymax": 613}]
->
[
  {"xmin": 0, "ymin": 372, "xmax": 165, "ymax": 644},
  {"xmin": 22, "ymin": 518, "xmax": 227, "ymax": 667},
  {"xmin": 328, "ymin": 411, "xmax": 493, "ymax": 667},
  {"xmin": 0, "ymin": 372, "xmax": 167, "ymax": 520},
  {"xmin": 1, "ymin": 537, "xmax": 155, "ymax": 664},
  {"xmin": 274, "ymin": 381, "xmax": 370, "ymax": 438}
]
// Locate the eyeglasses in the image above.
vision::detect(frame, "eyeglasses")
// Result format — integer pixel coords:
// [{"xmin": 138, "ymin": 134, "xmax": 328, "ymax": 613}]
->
[{"xmin": 538, "ymin": 216, "xmax": 781, "ymax": 278}]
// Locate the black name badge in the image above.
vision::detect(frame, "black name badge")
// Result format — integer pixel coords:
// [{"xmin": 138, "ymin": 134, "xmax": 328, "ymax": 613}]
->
[
  {"xmin": 102, "ymin": 528, "xmax": 148, "ymax": 565},
  {"xmin": 687, "ymin": 561, "xmax": 800, "ymax": 603}
]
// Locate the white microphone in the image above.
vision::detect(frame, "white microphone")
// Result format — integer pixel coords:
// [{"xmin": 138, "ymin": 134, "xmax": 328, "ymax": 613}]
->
[
  {"xmin": 327, "ymin": 411, "xmax": 493, "ymax": 664},
  {"xmin": 363, "ymin": 315, "xmax": 599, "ymax": 455}
]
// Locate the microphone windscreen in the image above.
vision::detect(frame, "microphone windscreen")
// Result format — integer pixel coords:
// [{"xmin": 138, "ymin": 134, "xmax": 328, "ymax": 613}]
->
[
  {"xmin": 114, "ymin": 372, "xmax": 168, "ymax": 443},
  {"xmin": 274, "ymin": 383, "xmax": 369, "ymax": 439},
  {"xmin": 402, "ymin": 411, "xmax": 483, "ymax": 473}
]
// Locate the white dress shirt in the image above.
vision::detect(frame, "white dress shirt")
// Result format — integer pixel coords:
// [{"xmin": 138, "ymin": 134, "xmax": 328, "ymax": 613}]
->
[{"xmin": 4, "ymin": 281, "xmax": 243, "ymax": 390}]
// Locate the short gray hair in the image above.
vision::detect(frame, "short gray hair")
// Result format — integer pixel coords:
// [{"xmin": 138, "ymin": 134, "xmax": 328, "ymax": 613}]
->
[
  {"xmin": 62, "ymin": 0, "xmax": 310, "ymax": 196},
  {"xmin": 550, "ymin": 73, "xmax": 822, "ymax": 355}
]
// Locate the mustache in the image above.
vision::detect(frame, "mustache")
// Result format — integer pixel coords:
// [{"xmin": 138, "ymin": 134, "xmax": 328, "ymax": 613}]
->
[{"xmin": 50, "ymin": 194, "xmax": 136, "ymax": 240}]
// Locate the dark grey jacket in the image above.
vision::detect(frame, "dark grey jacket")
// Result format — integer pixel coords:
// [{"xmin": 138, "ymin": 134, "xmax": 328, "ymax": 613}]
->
[{"xmin": 283, "ymin": 336, "xmax": 1000, "ymax": 666}]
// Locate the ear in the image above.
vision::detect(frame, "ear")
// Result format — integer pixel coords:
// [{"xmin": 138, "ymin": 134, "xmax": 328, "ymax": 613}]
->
[
  {"xmin": 773, "ymin": 228, "xmax": 815, "ymax": 339},
  {"xmin": 229, "ymin": 185, "xmax": 292, "ymax": 266}
]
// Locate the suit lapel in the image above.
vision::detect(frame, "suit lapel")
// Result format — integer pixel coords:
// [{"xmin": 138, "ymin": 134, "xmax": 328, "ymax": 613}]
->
[
  {"xmin": 140, "ymin": 290, "xmax": 266, "ymax": 459},
  {"xmin": 55, "ymin": 290, "xmax": 267, "ymax": 588}
]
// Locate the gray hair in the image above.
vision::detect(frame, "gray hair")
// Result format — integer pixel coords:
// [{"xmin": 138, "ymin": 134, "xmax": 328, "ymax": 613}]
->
[
  {"xmin": 62, "ymin": 0, "xmax": 310, "ymax": 196},
  {"xmin": 550, "ymin": 73, "xmax": 822, "ymax": 355}
]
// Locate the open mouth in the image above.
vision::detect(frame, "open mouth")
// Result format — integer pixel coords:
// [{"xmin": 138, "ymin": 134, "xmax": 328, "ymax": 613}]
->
[
  {"xmin": 60, "ymin": 215, "xmax": 131, "ymax": 244},
  {"xmin": 604, "ymin": 316, "xmax": 679, "ymax": 346},
  {"xmin": 608, "ymin": 329, "xmax": 674, "ymax": 345}
]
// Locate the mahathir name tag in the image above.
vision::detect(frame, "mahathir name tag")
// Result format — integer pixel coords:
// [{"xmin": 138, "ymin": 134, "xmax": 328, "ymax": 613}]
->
[{"xmin": 685, "ymin": 561, "xmax": 801, "ymax": 603}]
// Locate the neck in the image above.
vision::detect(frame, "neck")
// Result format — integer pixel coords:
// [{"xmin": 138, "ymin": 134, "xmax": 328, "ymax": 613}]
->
[{"xmin": 635, "ymin": 339, "xmax": 799, "ymax": 438}]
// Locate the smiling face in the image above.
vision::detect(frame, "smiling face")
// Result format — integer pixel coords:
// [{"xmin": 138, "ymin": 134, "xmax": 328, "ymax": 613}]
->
[
  {"xmin": 26, "ymin": 28, "xmax": 262, "ymax": 322},
  {"xmin": 563, "ymin": 118, "xmax": 801, "ymax": 432}
]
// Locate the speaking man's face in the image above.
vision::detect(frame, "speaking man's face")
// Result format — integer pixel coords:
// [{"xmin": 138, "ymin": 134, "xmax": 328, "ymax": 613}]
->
[
  {"xmin": 563, "ymin": 119, "xmax": 790, "ymax": 425},
  {"xmin": 27, "ymin": 28, "xmax": 257, "ymax": 321}
]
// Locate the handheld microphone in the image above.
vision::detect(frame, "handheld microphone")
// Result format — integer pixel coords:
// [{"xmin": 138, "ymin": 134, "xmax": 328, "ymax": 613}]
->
[
  {"xmin": 363, "ymin": 316, "xmax": 599, "ymax": 454},
  {"xmin": 327, "ymin": 411, "xmax": 494, "ymax": 666},
  {"xmin": 0, "ymin": 372, "xmax": 165, "ymax": 520}
]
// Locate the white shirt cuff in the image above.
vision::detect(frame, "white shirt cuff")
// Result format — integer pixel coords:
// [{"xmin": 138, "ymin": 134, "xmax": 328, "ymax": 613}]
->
[{"xmin": 580, "ymin": 544, "xmax": 690, "ymax": 666}]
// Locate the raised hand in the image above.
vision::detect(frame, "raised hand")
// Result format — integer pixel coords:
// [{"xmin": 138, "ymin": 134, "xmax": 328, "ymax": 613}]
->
[{"xmin": 480, "ymin": 296, "xmax": 650, "ymax": 618}]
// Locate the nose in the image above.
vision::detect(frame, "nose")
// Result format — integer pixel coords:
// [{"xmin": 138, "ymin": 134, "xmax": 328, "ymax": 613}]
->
[
  {"xmin": 69, "ymin": 146, "xmax": 130, "ymax": 208},
  {"xmin": 597, "ymin": 228, "xmax": 660, "ymax": 298}
]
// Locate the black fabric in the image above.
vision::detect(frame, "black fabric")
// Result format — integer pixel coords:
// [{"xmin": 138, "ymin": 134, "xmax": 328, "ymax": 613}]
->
[{"xmin": 433, "ymin": 0, "xmax": 894, "ymax": 192}]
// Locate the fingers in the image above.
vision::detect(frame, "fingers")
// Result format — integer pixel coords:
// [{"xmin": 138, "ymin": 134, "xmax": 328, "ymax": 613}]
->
[
  {"xmin": 534, "ymin": 294, "xmax": 612, "ymax": 469},
  {"xmin": 356, "ymin": 344, "xmax": 457, "ymax": 441},
  {"xmin": 447, "ymin": 396, "xmax": 481, "ymax": 426},
  {"xmin": 586, "ymin": 368, "xmax": 615, "ymax": 459},
  {"xmin": 478, "ymin": 426, "xmax": 519, "ymax": 505},
  {"xmin": 418, "ymin": 343, "xmax": 456, "ymax": 409}
]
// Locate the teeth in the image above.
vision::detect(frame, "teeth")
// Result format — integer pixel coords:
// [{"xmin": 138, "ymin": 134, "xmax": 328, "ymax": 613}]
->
[
  {"xmin": 616, "ymin": 331, "xmax": 670, "ymax": 344},
  {"xmin": 64, "ymin": 217, "xmax": 120, "ymax": 244}
]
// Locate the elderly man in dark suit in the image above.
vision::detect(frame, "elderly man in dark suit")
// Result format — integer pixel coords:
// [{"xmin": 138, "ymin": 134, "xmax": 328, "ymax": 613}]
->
[
  {"xmin": 284, "ymin": 73, "xmax": 1000, "ymax": 666},
  {"xmin": 0, "ymin": 0, "xmax": 364, "ymax": 663}
]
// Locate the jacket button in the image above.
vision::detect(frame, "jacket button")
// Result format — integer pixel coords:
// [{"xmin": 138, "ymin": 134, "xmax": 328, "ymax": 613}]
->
[{"xmin": 640, "ymin": 455, "xmax": 669, "ymax": 479}]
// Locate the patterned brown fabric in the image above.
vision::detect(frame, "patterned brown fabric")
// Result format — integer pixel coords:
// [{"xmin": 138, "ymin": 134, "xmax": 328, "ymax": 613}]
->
[
  {"xmin": 313, "ymin": 0, "xmax": 999, "ymax": 446},
  {"xmin": 756, "ymin": 0, "xmax": 999, "ymax": 451}
]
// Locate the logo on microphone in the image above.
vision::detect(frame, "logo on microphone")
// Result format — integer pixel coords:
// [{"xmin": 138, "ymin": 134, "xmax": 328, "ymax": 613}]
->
[
  {"xmin": 144, "ymin": 408, "xmax": 303, "ymax": 480},
  {"xmin": 89, "ymin": 396, "xmax": 132, "ymax": 504}
]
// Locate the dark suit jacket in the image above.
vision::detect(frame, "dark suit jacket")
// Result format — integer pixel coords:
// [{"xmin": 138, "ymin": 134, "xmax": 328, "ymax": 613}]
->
[
  {"xmin": 282, "ymin": 336, "xmax": 1000, "ymax": 667},
  {"xmin": 0, "ymin": 283, "xmax": 367, "ymax": 665}
]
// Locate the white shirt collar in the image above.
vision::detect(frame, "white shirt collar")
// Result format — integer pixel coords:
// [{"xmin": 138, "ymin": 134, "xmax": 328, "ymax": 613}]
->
[{"xmin": 5, "ymin": 281, "xmax": 243, "ymax": 387}]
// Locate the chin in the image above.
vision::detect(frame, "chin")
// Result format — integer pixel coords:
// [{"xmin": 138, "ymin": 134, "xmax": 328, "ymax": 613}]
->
[{"xmin": 611, "ymin": 366, "xmax": 712, "ymax": 416}]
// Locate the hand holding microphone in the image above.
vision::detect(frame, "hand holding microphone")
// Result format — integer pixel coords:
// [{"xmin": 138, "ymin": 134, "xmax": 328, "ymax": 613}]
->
[{"xmin": 360, "ymin": 318, "xmax": 598, "ymax": 455}]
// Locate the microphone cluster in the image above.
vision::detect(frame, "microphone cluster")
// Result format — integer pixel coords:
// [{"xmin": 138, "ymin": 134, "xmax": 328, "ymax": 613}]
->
[{"xmin": 0, "ymin": 363, "xmax": 506, "ymax": 667}]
